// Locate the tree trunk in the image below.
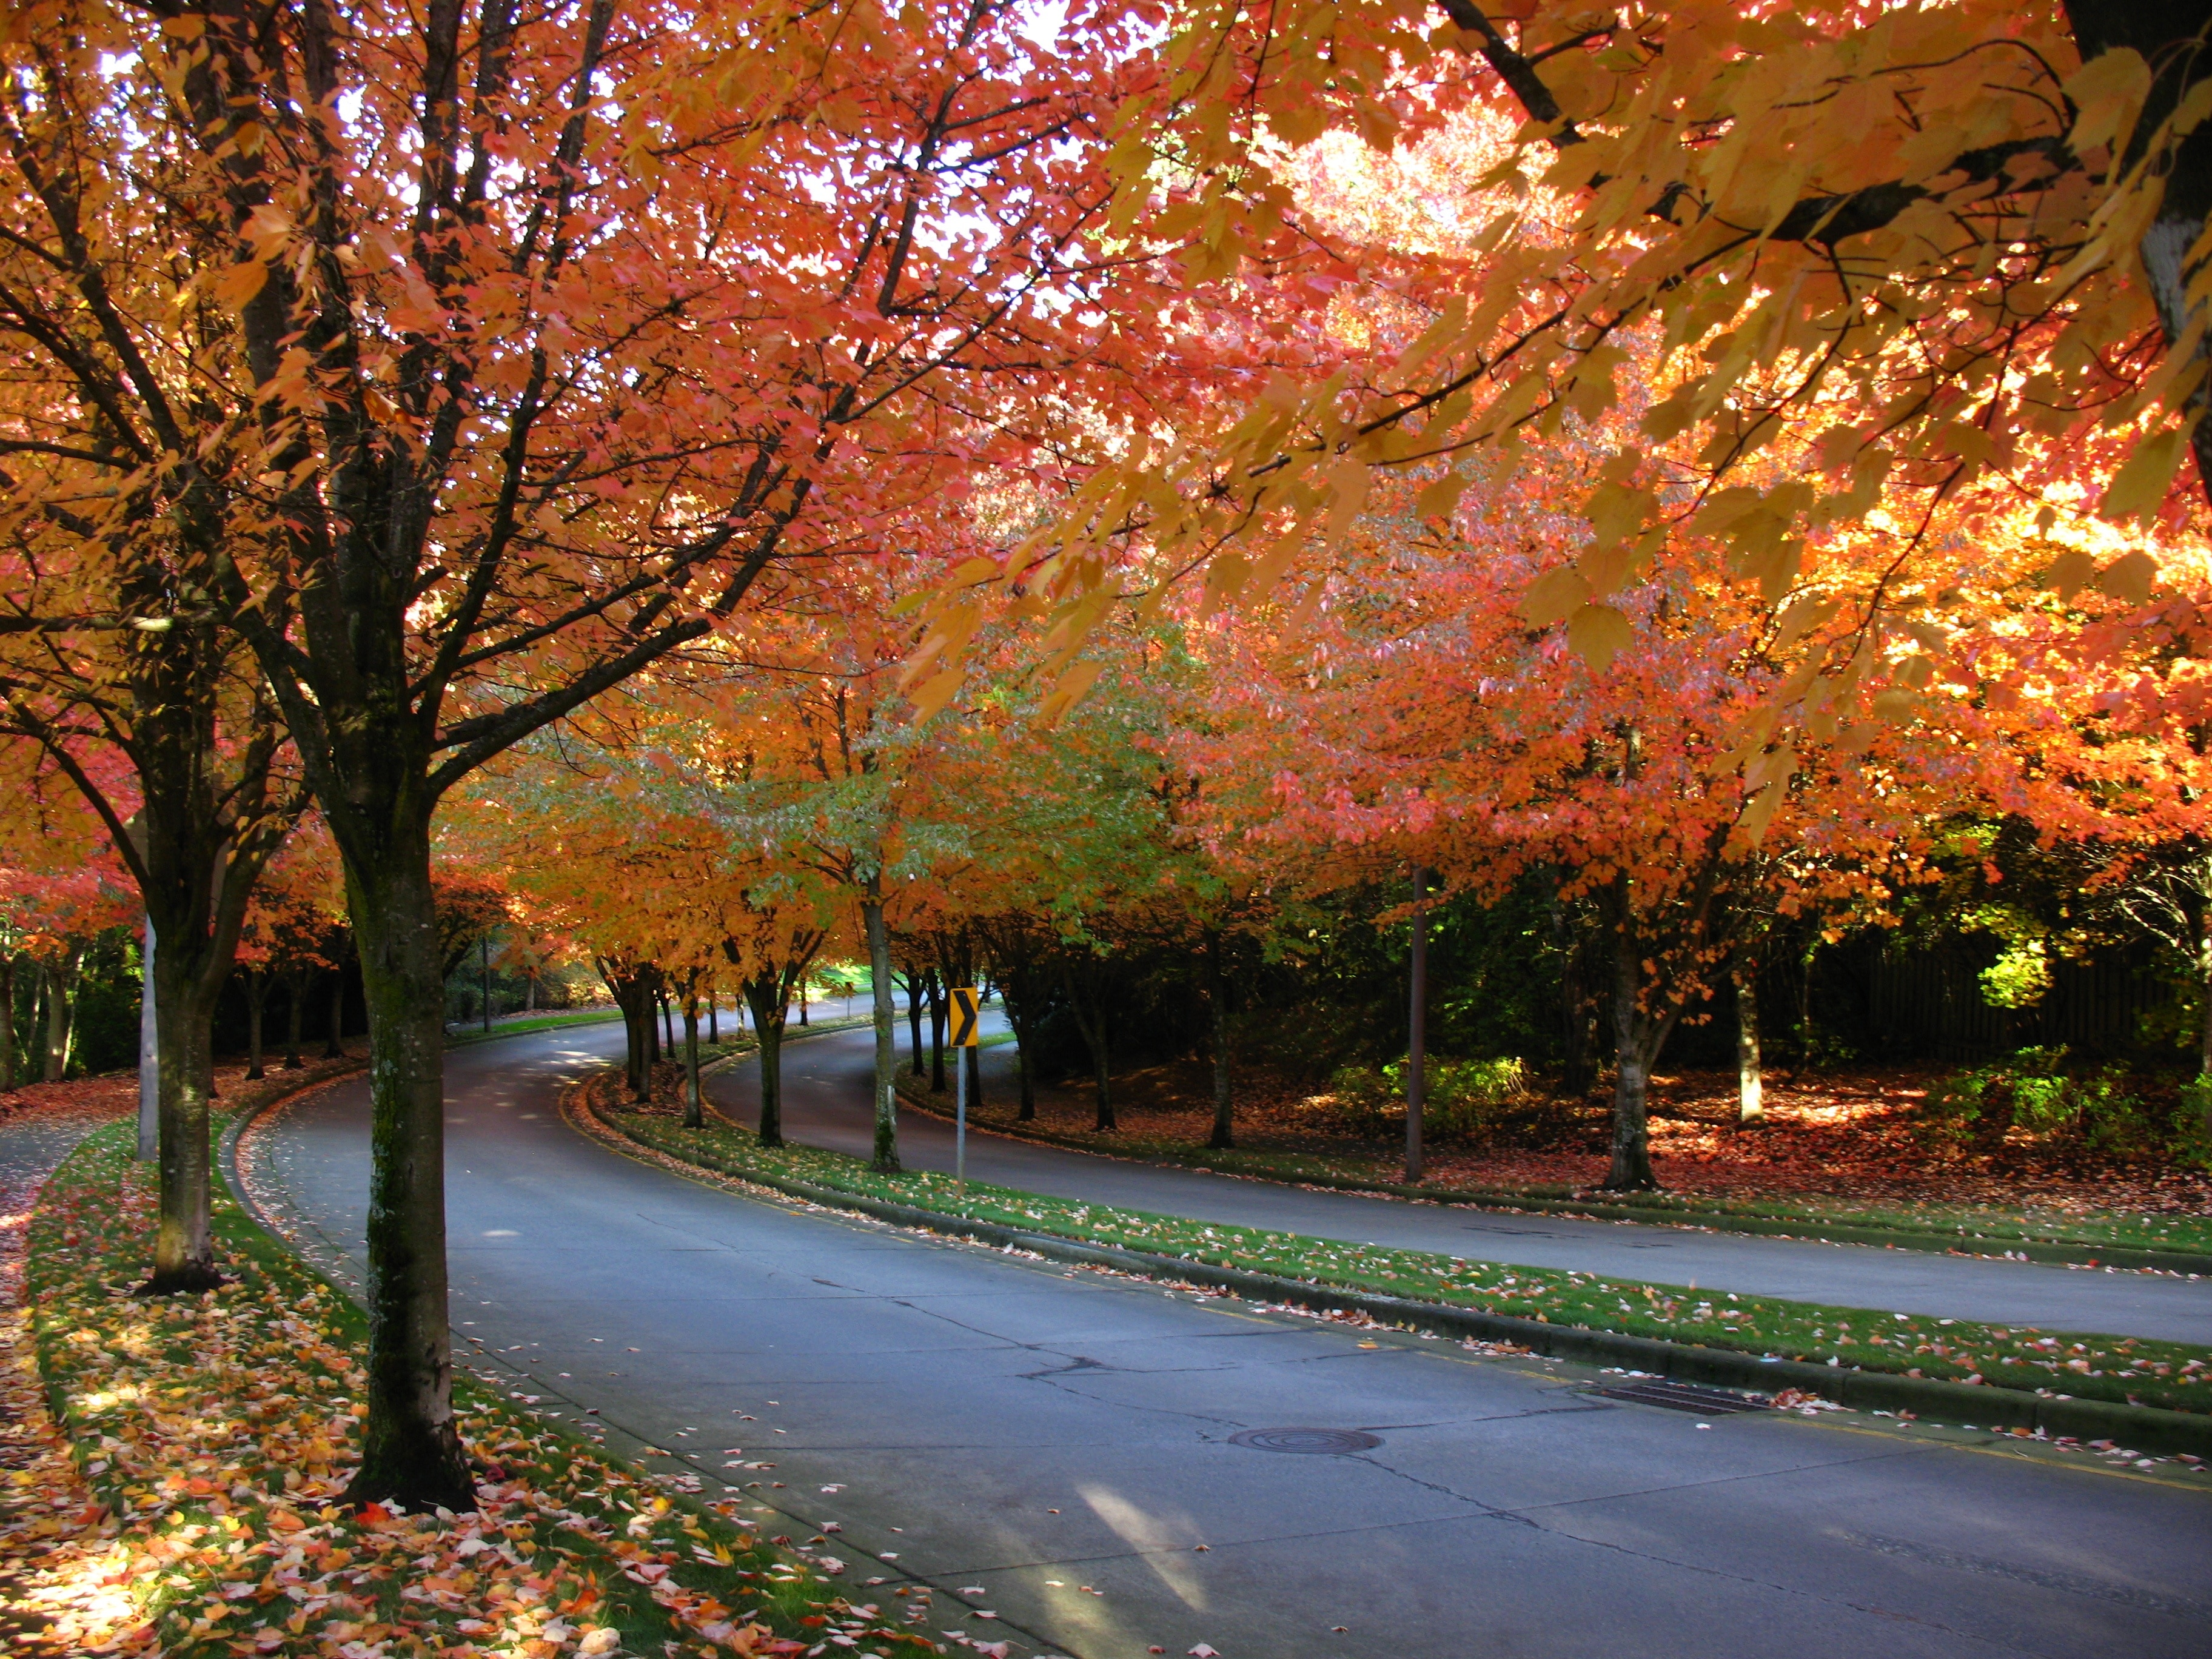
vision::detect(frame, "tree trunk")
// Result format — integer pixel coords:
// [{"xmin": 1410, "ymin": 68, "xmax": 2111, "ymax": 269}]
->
[
  {"xmin": 1604, "ymin": 945, "xmax": 1663, "ymax": 1191},
  {"xmin": 1206, "ymin": 933, "xmax": 1233, "ymax": 1150},
  {"xmin": 1, "ymin": 956, "xmax": 15, "ymax": 1093},
  {"xmin": 141, "ymin": 943, "xmax": 224, "ymax": 1294},
  {"xmin": 42, "ymin": 946, "xmax": 84, "ymax": 1082},
  {"xmin": 682, "ymin": 992, "xmax": 703, "ymax": 1130},
  {"xmin": 863, "ymin": 885, "xmax": 900, "ymax": 1172},
  {"xmin": 798, "ymin": 974, "xmax": 809, "ymax": 1027},
  {"xmin": 905, "ymin": 968, "xmax": 925, "ymax": 1075},
  {"xmin": 27, "ymin": 974, "xmax": 44, "ymax": 1081},
  {"xmin": 600, "ymin": 963, "xmax": 659, "ymax": 1103},
  {"xmin": 706, "ymin": 990, "xmax": 716, "ymax": 1044},
  {"xmin": 245, "ymin": 970, "xmax": 269, "ymax": 1080},
  {"xmin": 283, "ymin": 968, "xmax": 306, "ymax": 1068},
  {"xmin": 999, "ymin": 968, "xmax": 1036, "ymax": 1122},
  {"xmin": 744, "ymin": 973, "xmax": 787, "ymax": 1147},
  {"xmin": 928, "ymin": 973, "xmax": 947, "ymax": 1091},
  {"xmin": 1735, "ymin": 959, "xmax": 1764, "ymax": 1125},
  {"xmin": 341, "ymin": 837, "xmax": 473, "ymax": 1512},
  {"xmin": 527, "ymin": 973, "xmax": 537, "ymax": 1015},
  {"xmin": 1552, "ymin": 898, "xmax": 1596, "ymax": 1098},
  {"xmin": 660, "ymin": 987, "xmax": 675, "ymax": 1055},
  {"xmin": 1406, "ymin": 872, "xmax": 1428, "ymax": 1184},
  {"xmin": 1061, "ymin": 961, "xmax": 1114, "ymax": 1131},
  {"xmin": 2198, "ymin": 916, "xmax": 2212, "ymax": 1139},
  {"xmin": 137, "ymin": 921, "xmax": 157, "ymax": 1159},
  {"xmin": 325, "ymin": 967, "xmax": 347, "ymax": 1059}
]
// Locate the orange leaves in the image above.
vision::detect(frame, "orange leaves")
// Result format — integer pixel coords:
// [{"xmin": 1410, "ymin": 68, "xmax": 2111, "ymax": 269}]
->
[
  {"xmin": 988, "ymin": 1, "xmax": 2212, "ymax": 741},
  {"xmin": 210, "ymin": 260, "xmax": 269, "ymax": 312}
]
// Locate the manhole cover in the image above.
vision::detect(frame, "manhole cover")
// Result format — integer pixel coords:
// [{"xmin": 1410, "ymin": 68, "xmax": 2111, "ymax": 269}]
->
[
  {"xmin": 1592, "ymin": 1381, "xmax": 1768, "ymax": 1415},
  {"xmin": 1228, "ymin": 1427, "xmax": 1384, "ymax": 1454}
]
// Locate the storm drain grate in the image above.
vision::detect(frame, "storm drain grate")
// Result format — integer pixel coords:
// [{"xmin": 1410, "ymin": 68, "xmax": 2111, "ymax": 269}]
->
[
  {"xmin": 1228, "ymin": 1427, "xmax": 1384, "ymax": 1454},
  {"xmin": 1590, "ymin": 1381, "xmax": 1769, "ymax": 1415}
]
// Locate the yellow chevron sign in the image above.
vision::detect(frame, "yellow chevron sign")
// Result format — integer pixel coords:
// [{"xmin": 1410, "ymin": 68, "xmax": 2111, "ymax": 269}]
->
[{"xmin": 950, "ymin": 987, "xmax": 980, "ymax": 1047}]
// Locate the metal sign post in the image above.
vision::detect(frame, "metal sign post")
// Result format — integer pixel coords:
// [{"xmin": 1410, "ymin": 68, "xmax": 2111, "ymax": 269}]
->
[{"xmin": 951, "ymin": 986, "xmax": 980, "ymax": 1185}]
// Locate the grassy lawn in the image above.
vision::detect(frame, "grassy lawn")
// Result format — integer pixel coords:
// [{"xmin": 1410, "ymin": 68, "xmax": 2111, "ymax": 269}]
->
[
  {"xmin": 894, "ymin": 1094, "xmax": 2212, "ymax": 1259},
  {"xmin": 444, "ymin": 1007, "xmax": 623, "ymax": 1045},
  {"xmin": 20, "ymin": 1120, "xmax": 928, "ymax": 1658},
  {"xmin": 597, "ymin": 1098, "xmax": 2212, "ymax": 1420}
]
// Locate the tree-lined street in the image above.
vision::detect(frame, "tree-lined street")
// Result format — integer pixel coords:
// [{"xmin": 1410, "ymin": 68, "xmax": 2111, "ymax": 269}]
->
[
  {"xmin": 238, "ymin": 1024, "xmax": 2212, "ymax": 1658},
  {"xmin": 9, "ymin": 4, "xmax": 2212, "ymax": 1652}
]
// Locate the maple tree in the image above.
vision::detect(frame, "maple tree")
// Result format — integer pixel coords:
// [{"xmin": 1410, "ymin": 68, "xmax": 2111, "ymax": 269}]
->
[
  {"xmin": 1159, "ymin": 401, "xmax": 2154, "ymax": 1184},
  {"xmin": 0, "ymin": 489, "xmax": 297, "ymax": 1289},
  {"xmin": 0, "ymin": 0, "xmax": 1274, "ymax": 1506},
  {"xmin": 972, "ymin": 3, "xmax": 2212, "ymax": 780},
  {"xmin": 0, "ymin": 830, "xmax": 135, "ymax": 1087}
]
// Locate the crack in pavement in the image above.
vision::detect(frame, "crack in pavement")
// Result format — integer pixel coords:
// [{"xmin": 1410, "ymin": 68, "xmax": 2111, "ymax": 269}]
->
[
  {"xmin": 1832, "ymin": 1530, "xmax": 2212, "ymax": 1624},
  {"xmin": 1492, "ymin": 1441, "xmax": 1942, "ymax": 1519},
  {"xmin": 1496, "ymin": 1512, "xmax": 2060, "ymax": 1658}
]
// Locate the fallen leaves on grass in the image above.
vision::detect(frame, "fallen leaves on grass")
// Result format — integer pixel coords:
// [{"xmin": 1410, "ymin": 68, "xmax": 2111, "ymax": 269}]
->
[
  {"xmin": 925, "ymin": 1061, "xmax": 2212, "ymax": 1253},
  {"xmin": 15, "ymin": 1119, "xmax": 939, "ymax": 1659},
  {"xmin": 0, "ymin": 1082, "xmax": 145, "ymax": 1655}
]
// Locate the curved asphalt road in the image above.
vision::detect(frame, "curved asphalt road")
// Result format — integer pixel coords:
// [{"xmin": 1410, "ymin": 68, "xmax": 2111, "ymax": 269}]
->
[
  {"xmin": 709, "ymin": 1017, "xmax": 2212, "ymax": 1347},
  {"xmin": 242, "ymin": 1019, "xmax": 2212, "ymax": 1659}
]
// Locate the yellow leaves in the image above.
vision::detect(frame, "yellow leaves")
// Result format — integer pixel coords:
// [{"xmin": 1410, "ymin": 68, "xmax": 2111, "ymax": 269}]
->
[
  {"xmin": 1869, "ymin": 687, "xmax": 1920, "ymax": 723},
  {"xmin": 1582, "ymin": 477, "xmax": 1656, "ymax": 554},
  {"xmin": 1892, "ymin": 653, "xmax": 1935, "ymax": 691},
  {"xmin": 1565, "ymin": 602, "xmax": 1632, "ymax": 671},
  {"xmin": 1321, "ymin": 457, "xmax": 1370, "ymax": 552},
  {"xmin": 1563, "ymin": 344, "xmax": 1626, "ymax": 424},
  {"xmin": 1415, "ymin": 471, "xmax": 1468, "ymax": 521},
  {"xmin": 1521, "ymin": 564, "xmax": 1590, "ymax": 629},
  {"xmin": 1037, "ymin": 657, "xmax": 1105, "ymax": 726},
  {"xmin": 2065, "ymin": 49, "xmax": 2151, "ymax": 159},
  {"xmin": 2096, "ymin": 549, "xmax": 2158, "ymax": 605},
  {"xmin": 2099, "ymin": 425, "xmax": 2191, "ymax": 522},
  {"xmin": 2040, "ymin": 548, "xmax": 2098, "ymax": 597},
  {"xmin": 1771, "ymin": 594, "xmax": 1838, "ymax": 654}
]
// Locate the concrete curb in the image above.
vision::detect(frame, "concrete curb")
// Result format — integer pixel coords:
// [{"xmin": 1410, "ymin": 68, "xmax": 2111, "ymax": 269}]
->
[
  {"xmin": 604, "ymin": 1107, "xmax": 2212, "ymax": 1461},
  {"xmin": 218, "ymin": 1062, "xmax": 370, "ymax": 1236},
  {"xmin": 887, "ymin": 1082, "xmax": 2212, "ymax": 1276}
]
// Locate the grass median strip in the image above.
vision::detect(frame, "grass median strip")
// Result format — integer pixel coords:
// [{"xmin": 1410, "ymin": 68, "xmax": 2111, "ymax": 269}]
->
[
  {"xmin": 889, "ymin": 1084, "xmax": 2212, "ymax": 1262},
  {"xmin": 599, "ymin": 1094, "xmax": 2212, "ymax": 1421},
  {"xmin": 19, "ymin": 1121, "xmax": 934, "ymax": 1658}
]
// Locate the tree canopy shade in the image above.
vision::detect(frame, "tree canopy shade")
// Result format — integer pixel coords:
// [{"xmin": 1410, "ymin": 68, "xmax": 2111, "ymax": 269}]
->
[{"xmin": 0, "ymin": 0, "xmax": 1259, "ymax": 1509}]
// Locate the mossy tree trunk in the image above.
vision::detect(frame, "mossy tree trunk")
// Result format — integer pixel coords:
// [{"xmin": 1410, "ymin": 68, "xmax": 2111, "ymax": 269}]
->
[
  {"xmin": 864, "ymin": 883, "xmax": 900, "ymax": 1172},
  {"xmin": 743, "ymin": 971, "xmax": 789, "ymax": 1146}
]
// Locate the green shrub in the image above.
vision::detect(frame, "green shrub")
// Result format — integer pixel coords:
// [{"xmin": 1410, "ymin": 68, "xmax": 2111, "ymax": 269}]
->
[
  {"xmin": 2175, "ymin": 1078, "xmax": 2212, "ymax": 1170},
  {"xmin": 1925, "ymin": 1047, "xmax": 2169, "ymax": 1160},
  {"xmin": 1323, "ymin": 1055, "xmax": 1529, "ymax": 1141}
]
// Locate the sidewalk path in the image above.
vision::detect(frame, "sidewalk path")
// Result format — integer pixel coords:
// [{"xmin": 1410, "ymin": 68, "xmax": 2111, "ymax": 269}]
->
[{"xmin": 707, "ymin": 1019, "xmax": 2212, "ymax": 1347}]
